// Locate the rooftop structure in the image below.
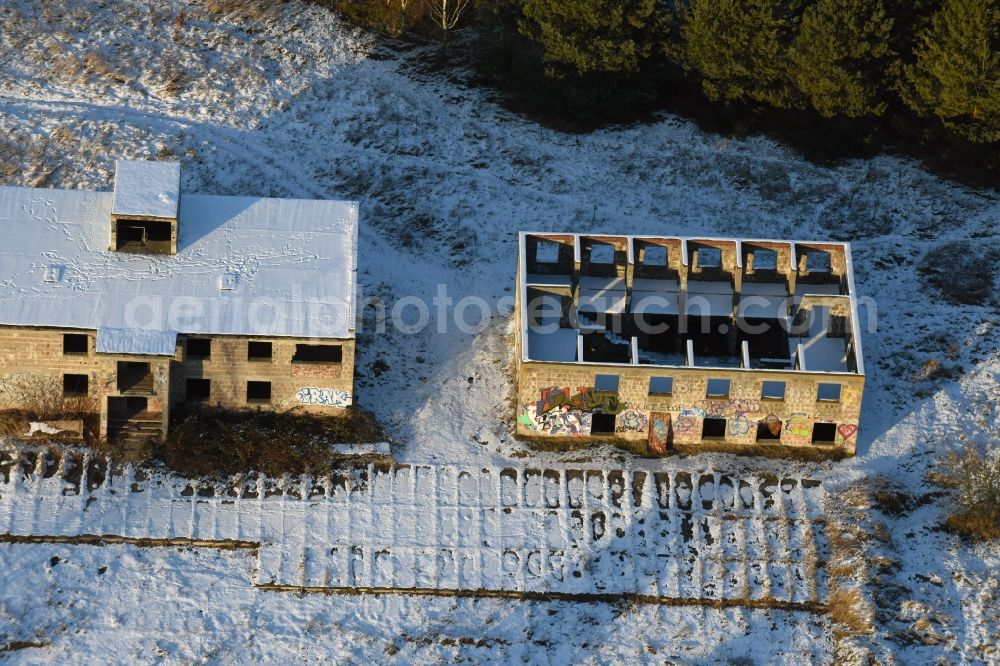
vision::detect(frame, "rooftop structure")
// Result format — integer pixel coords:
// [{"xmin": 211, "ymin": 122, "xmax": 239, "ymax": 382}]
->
[{"xmin": 514, "ymin": 232, "xmax": 865, "ymax": 457}]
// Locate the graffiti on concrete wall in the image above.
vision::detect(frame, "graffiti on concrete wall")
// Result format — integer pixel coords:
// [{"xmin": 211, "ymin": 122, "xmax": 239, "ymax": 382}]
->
[
  {"xmin": 297, "ymin": 387, "xmax": 352, "ymax": 408},
  {"xmin": 616, "ymin": 407, "xmax": 649, "ymax": 433},
  {"xmin": 541, "ymin": 386, "xmax": 624, "ymax": 416},
  {"xmin": 518, "ymin": 401, "xmax": 593, "ymax": 436},
  {"xmin": 666, "ymin": 399, "xmax": 764, "ymax": 439},
  {"xmin": 539, "ymin": 408, "xmax": 592, "ymax": 436},
  {"xmin": 837, "ymin": 423, "xmax": 858, "ymax": 447},
  {"xmin": 784, "ymin": 413, "xmax": 811, "ymax": 437},
  {"xmin": 519, "ymin": 386, "xmax": 625, "ymax": 437},
  {"xmin": 762, "ymin": 413, "xmax": 782, "ymax": 437},
  {"xmin": 728, "ymin": 414, "xmax": 750, "ymax": 436},
  {"xmin": 647, "ymin": 412, "xmax": 671, "ymax": 455},
  {"xmin": 698, "ymin": 399, "xmax": 760, "ymax": 419},
  {"xmin": 519, "ymin": 385, "xmax": 858, "ymax": 445},
  {"xmin": 674, "ymin": 407, "xmax": 703, "ymax": 434}
]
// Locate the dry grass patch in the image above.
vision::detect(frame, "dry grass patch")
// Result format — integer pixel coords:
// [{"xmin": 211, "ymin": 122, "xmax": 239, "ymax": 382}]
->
[
  {"xmin": 827, "ymin": 587, "xmax": 874, "ymax": 636},
  {"xmin": 45, "ymin": 49, "xmax": 127, "ymax": 88},
  {"xmin": 918, "ymin": 242, "xmax": 1000, "ymax": 307},
  {"xmin": 198, "ymin": 0, "xmax": 283, "ymax": 22},
  {"xmin": 48, "ymin": 125, "xmax": 77, "ymax": 148},
  {"xmin": 944, "ymin": 508, "xmax": 1000, "ymax": 541}
]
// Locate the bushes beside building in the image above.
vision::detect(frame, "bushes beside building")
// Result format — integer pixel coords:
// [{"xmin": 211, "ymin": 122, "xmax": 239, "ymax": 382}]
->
[
  {"xmin": 157, "ymin": 406, "xmax": 387, "ymax": 478},
  {"xmin": 0, "ymin": 373, "xmax": 100, "ymax": 444}
]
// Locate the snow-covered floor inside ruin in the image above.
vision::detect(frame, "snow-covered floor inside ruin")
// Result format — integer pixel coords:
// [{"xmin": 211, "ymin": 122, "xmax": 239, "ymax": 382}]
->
[{"xmin": 0, "ymin": 1, "xmax": 998, "ymax": 663}]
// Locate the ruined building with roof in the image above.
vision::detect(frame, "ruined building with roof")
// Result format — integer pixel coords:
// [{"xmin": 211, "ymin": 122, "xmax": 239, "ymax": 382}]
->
[
  {"xmin": 0, "ymin": 160, "xmax": 358, "ymax": 443},
  {"xmin": 514, "ymin": 233, "xmax": 865, "ymax": 457}
]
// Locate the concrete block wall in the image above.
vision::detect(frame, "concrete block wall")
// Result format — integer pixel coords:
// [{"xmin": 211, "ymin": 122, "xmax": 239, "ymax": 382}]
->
[
  {"xmin": 169, "ymin": 335, "xmax": 355, "ymax": 414},
  {"xmin": 0, "ymin": 326, "xmax": 173, "ymax": 436},
  {"xmin": 515, "ymin": 359, "xmax": 863, "ymax": 455},
  {"xmin": 0, "ymin": 326, "xmax": 356, "ymax": 439}
]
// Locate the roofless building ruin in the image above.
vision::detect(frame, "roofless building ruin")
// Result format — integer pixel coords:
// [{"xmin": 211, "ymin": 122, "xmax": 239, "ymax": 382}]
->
[{"xmin": 514, "ymin": 232, "xmax": 865, "ymax": 457}]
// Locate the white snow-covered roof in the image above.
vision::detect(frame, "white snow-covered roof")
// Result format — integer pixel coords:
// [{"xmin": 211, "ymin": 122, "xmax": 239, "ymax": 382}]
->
[
  {"xmin": 96, "ymin": 327, "xmax": 179, "ymax": 356},
  {"xmin": 112, "ymin": 160, "xmax": 180, "ymax": 220},
  {"xmin": 0, "ymin": 185, "xmax": 358, "ymax": 353}
]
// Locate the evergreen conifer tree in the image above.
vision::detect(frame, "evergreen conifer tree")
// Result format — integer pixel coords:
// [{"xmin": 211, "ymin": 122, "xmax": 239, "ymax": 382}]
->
[
  {"xmin": 789, "ymin": 0, "xmax": 896, "ymax": 118},
  {"xmin": 518, "ymin": 0, "xmax": 661, "ymax": 76},
  {"xmin": 516, "ymin": 0, "xmax": 666, "ymax": 112},
  {"xmin": 682, "ymin": 0, "xmax": 804, "ymax": 108},
  {"xmin": 905, "ymin": 0, "xmax": 1000, "ymax": 142}
]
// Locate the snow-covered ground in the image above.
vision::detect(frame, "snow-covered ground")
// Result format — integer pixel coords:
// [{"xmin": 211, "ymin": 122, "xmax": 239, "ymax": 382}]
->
[
  {"xmin": 0, "ymin": 450, "xmax": 828, "ymax": 600},
  {"xmin": 0, "ymin": 0, "xmax": 998, "ymax": 663}
]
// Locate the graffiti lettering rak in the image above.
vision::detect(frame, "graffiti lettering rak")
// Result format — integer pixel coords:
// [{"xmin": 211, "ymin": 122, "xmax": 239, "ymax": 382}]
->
[{"xmin": 297, "ymin": 387, "xmax": 352, "ymax": 407}]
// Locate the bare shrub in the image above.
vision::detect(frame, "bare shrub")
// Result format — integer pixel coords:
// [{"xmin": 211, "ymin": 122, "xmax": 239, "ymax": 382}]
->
[
  {"xmin": 314, "ymin": 0, "xmax": 434, "ymax": 37},
  {"xmin": 425, "ymin": 0, "xmax": 472, "ymax": 44},
  {"xmin": 932, "ymin": 444, "xmax": 1000, "ymax": 541},
  {"xmin": 0, "ymin": 373, "xmax": 97, "ymax": 421},
  {"xmin": 313, "ymin": 1, "xmax": 402, "ymax": 37},
  {"xmin": 4, "ymin": 373, "xmax": 65, "ymax": 420},
  {"xmin": 0, "ymin": 373, "xmax": 100, "ymax": 444}
]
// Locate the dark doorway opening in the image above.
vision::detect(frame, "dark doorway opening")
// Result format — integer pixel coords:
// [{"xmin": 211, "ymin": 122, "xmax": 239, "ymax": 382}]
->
[
  {"xmin": 590, "ymin": 412, "xmax": 617, "ymax": 435},
  {"xmin": 702, "ymin": 418, "xmax": 727, "ymax": 440},
  {"xmin": 186, "ymin": 378, "xmax": 210, "ymax": 401},
  {"xmin": 115, "ymin": 219, "xmax": 172, "ymax": 253},
  {"xmin": 108, "ymin": 396, "xmax": 148, "ymax": 420},
  {"xmin": 812, "ymin": 422, "xmax": 837, "ymax": 444}
]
